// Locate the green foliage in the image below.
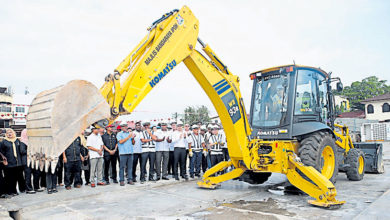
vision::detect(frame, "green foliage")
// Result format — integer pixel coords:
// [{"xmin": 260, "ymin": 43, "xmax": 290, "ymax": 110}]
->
[
  {"xmin": 335, "ymin": 76, "xmax": 390, "ymax": 110},
  {"xmin": 183, "ymin": 105, "xmax": 211, "ymax": 125}
]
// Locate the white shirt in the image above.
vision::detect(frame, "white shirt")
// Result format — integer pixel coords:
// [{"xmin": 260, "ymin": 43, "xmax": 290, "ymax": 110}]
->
[
  {"xmin": 188, "ymin": 133, "xmax": 205, "ymax": 151},
  {"xmin": 172, "ymin": 130, "xmax": 187, "ymax": 148},
  {"xmin": 219, "ymin": 129, "xmax": 227, "ymax": 148},
  {"xmin": 184, "ymin": 130, "xmax": 192, "ymax": 149},
  {"xmin": 86, "ymin": 133, "xmax": 104, "ymax": 159},
  {"xmin": 155, "ymin": 130, "xmax": 171, "ymax": 152}
]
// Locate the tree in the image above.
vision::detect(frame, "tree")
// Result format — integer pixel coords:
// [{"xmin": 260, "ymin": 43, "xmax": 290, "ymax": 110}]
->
[
  {"xmin": 183, "ymin": 105, "xmax": 211, "ymax": 125},
  {"xmin": 335, "ymin": 76, "xmax": 390, "ymax": 110}
]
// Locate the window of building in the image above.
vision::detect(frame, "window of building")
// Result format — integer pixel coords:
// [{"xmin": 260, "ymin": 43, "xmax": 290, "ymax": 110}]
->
[
  {"xmin": 383, "ymin": 103, "xmax": 390, "ymax": 113},
  {"xmin": 16, "ymin": 107, "xmax": 25, "ymax": 113},
  {"xmin": 0, "ymin": 104, "xmax": 12, "ymax": 112},
  {"xmin": 367, "ymin": 104, "xmax": 374, "ymax": 114}
]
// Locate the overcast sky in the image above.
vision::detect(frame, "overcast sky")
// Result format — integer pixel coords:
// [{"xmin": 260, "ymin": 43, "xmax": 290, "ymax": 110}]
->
[{"xmin": 1, "ymin": 0, "xmax": 389, "ymax": 121}]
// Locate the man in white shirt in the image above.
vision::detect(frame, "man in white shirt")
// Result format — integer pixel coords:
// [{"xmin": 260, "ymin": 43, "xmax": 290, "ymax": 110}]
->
[
  {"xmin": 168, "ymin": 122, "xmax": 176, "ymax": 175},
  {"xmin": 155, "ymin": 123, "xmax": 171, "ymax": 180},
  {"xmin": 188, "ymin": 125, "xmax": 205, "ymax": 178},
  {"xmin": 171, "ymin": 124, "xmax": 188, "ymax": 181},
  {"xmin": 218, "ymin": 126, "xmax": 229, "ymax": 161},
  {"xmin": 86, "ymin": 127, "xmax": 105, "ymax": 187},
  {"xmin": 132, "ymin": 122, "xmax": 143, "ymax": 182}
]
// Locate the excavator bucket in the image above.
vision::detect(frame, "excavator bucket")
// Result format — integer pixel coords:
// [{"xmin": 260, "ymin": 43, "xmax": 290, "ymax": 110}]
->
[{"xmin": 26, "ymin": 80, "xmax": 110, "ymax": 173}]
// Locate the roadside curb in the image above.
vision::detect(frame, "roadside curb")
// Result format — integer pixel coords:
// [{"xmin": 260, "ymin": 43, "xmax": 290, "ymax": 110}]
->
[{"xmin": 354, "ymin": 188, "xmax": 390, "ymax": 219}]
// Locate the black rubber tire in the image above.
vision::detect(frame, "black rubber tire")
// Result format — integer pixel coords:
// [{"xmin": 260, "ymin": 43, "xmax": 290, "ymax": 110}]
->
[
  {"xmin": 298, "ymin": 131, "xmax": 339, "ymax": 183},
  {"xmin": 239, "ymin": 171, "xmax": 271, "ymax": 184},
  {"xmin": 345, "ymin": 148, "xmax": 365, "ymax": 181}
]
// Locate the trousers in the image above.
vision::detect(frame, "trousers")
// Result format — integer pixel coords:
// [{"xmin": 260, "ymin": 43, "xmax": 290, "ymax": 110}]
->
[
  {"xmin": 155, "ymin": 151, "xmax": 169, "ymax": 178},
  {"xmin": 90, "ymin": 157, "xmax": 103, "ymax": 183},
  {"xmin": 104, "ymin": 155, "xmax": 118, "ymax": 182},
  {"xmin": 173, "ymin": 148, "xmax": 186, "ymax": 177},
  {"xmin": 132, "ymin": 153, "xmax": 141, "ymax": 181},
  {"xmin": 119, "ymin": 154, "xmax": 133, "ymax": 182},
  {"xmin": 64, "ymin": 160, "xmax": 82, "ymax": 187},
  {"xmin": 189, "ymin": 151, "xmax": 202, "ymax": 175}
]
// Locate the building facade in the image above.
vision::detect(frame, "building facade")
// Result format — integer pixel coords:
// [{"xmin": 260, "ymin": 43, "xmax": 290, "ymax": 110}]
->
[{"xmin": 361, "ymin": 93, "xmax": 390, "ymax": 122}]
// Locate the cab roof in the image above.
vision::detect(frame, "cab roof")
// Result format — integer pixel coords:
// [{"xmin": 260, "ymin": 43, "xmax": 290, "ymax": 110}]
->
[{"xmin": 252, "ymin": 64, "xmax": 329, "ymax": 78}]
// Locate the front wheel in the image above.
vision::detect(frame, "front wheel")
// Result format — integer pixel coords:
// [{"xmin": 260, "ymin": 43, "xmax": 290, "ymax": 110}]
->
[
  {"xmin": 345, "ymin": 148, "xmax": 365, "ymax": 181},
  {"xmin": 298, "ymin": 131, "xmax": 339, "ymax": 183}
]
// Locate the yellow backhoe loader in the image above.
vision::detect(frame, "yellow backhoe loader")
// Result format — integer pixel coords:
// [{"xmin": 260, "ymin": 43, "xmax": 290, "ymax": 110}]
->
[{"xmin": 26, "ymin": 6, "xmax": 356, "ymax": 209}]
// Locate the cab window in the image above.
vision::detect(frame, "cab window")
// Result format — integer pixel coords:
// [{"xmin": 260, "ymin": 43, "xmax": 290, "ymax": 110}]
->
[{"xmin": 295, "ymin": 70, "xmax": 318, "ymax": 115}]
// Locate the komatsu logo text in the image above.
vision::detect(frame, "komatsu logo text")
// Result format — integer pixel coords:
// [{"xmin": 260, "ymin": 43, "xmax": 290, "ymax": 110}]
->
[{"xmin": 149, "ymin": 60, "xmax": 177, "ymax": 88}]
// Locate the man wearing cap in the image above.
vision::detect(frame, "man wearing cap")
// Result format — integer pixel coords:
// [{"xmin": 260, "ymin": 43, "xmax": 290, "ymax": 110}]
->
[
  {"xmin": 102, "ymin": 125, "xmax": 118, "ymax": 184},
  {"xmin": 183, "ymin": 124, "xmax": 192, "ymax": 171},
  {"xmin": 132, "ymin": 121, "xmax": 143, "ymax": 182},
  {"xmin": 219, "ymin": 126, "xmax": 229, "ymax": 162},
  {"xmin": 171, "ymin": 123, "xmax": 188, "ymax": 180},
  {"xmin": 209, "ymin": 126, "xmax": 225, "ymax": 169},
  {"xmin": 200, "ymin": 125, "xmax": 210, "ymax": 173},
  {"xmin": 188, "ymin": 125, "xmax": 205, "ymax": 178},
  {"xmin": 155, "ymin": 123, "xmax": 171, "ymax": 180},
  {"xmin": 140, "ymin": 122, "xmax": 157, "ymax": 183},
  {"xmin": 116, "ymin": 124, "xmax": 136, "ymax": 186},
  {"xmin": 168, "ymin": 122, "xmax": 176, "ymax": 175},
  {"xmin": 86, "ymin": 127, "xmax": 105, "ymax": 187}
]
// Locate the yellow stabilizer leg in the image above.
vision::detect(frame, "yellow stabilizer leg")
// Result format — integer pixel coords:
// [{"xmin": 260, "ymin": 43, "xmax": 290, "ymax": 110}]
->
[
  {"xmin": 286, "ymin": 154, "xmax": 345, "ymax": 209},
  {"xmin": 198, "ymin": 161, "xmax": 246, "ymax": 189}
]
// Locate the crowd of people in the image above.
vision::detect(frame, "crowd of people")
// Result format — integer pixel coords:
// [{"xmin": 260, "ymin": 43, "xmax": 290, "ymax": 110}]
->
[{"xmin": 0, "ymin": 121, "xmax": 229, "ymax": 198}]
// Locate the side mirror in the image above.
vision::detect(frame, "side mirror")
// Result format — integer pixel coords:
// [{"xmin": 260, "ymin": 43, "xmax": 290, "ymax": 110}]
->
[{"xmin": 336, "ymin": 82, "xmax": 343, "ymax": 92}]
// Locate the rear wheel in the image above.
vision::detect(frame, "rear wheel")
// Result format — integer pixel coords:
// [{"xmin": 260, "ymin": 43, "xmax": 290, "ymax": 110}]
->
[
  {"xmin": 298, "ymin": 131, "xmax": 339, "ymax": 183},
  {"xmin": 345, "ymin": 148, "xmax": 365, "ymax": 181}
]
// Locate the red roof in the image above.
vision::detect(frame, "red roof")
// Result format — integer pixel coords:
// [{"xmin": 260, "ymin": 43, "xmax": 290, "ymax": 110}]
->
[
  {"xmin": 337, "ymin": 110, "xmax": 365, "ymax": 118},
  {"xmin": 361, "ymin": 93, "xmax": 390, "ymax": 103}
]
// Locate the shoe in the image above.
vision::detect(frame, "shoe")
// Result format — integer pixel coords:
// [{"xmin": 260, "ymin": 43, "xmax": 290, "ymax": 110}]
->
[
  {"xmin": 113, "ymin": 180, "xmax": 118, "ymax": 184},
  {"xmin": 91, "ymin": 183, "xmax": 96, "ymax": 188},
  {"xmin": 141, "ymin": 179, "xmax": 145, "ymax": 184},
  {"xmin": 97, "ymin": 182, "xmax": 106, "ymax": 186},
  {"xmin": 190, "ymin": 174, "xmax": 194, "ymax": 178},
  {"xmin": 47, "ymin": 190, "xmax": 52, "ymax": 194},
  {"xmin": 36, "ymin": 188, "xmax": 44, "ymax": 192},
  {"xmin": 75, "ymin": 185, "xmax": 81, "ymax": 188},
  {"xmin": 66, "ymin": 186, "xmax": 71, "ymax": 190},
  {"xmin": 59, "ymin": 183, "xmax": 64, "ymax": 186},
  {"xmin": 132, "ymin": 179, "xmax": 137, "ymax": 183},
  {"xmin": 175, "ymin": 176, "xmax": 179, "ymax": 181},
  {"xmin": 85, "ymin": 182, "xmax": 90, "ymax": 186},
  {"xmin": 195, "ymin": 174, "xmax": 200, "ymax": 178},
  {"xmin": 127, "ymin": 181, "xmax": 134, "ymax": 185},
  {"xmin": 26, "ymin": 190, "xmax": 36, "ymax": 194},
  {"xmin": 53, "ymin": 189, "xmax": 58, "ymax": 193},
  {"xmin": 20, "ymin": 190, "xmax": 26, "ymax": 194},
  {"xmin": 184, "ymin": 176, "xmax": 189, "ymax": 181},
  {"xmin": 105, "ymin": 181, "xmax": 110, "ymax": 185},
  {"xmin": 149, "ymin": 177, "xmax": 156, "ymax": 182},
  {"xmin": 162, "ymin": 177, "xmax": 169, "ymax": 180},
  {"xmin": 120, "ymin": 181, "xmax": 125, "ymax": 186},
  {"xmin": 156, "ymin": 177, "xmax": 161, "ymax": 181}
]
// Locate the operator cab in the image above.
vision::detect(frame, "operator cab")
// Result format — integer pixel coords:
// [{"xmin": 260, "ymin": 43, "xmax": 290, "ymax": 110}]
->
[{"xmin": 249, "ymin": 65, "xmax": 338, "ymax": 140}]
